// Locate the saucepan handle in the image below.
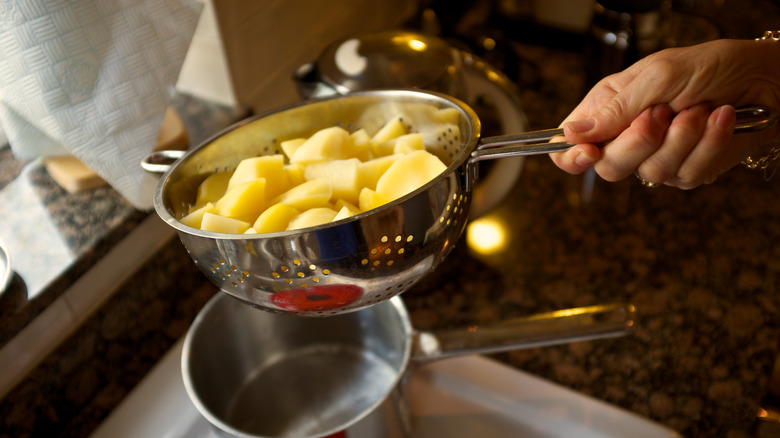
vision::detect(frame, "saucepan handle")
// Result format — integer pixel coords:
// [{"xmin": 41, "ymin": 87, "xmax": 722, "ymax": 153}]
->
[
  {"xmin": 411, "ymin": 302, "xmax": 637, "ymax": 363},
  {"xmin": 469, "ymin": 105, "xmax": 779, "ymax": 163}
]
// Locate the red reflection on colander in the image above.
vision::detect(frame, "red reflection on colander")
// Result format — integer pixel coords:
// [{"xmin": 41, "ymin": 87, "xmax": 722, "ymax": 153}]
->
[{"xmin": 271, "ymin": 284, "xmax": 362, "ymax": 311}]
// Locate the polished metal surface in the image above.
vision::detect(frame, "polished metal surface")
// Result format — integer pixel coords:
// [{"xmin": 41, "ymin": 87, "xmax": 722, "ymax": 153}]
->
[
  {"xmin": 154, "ymin": 90, "xmax": 481, "ymax": 317},
  {"xmin": 182, "ymin": 294, "xmax": 413, "ymax": 438},
  {"xmin": 295, "ymin": 30, "xmax": 463, "ymax": 98},
  {"xmin": 0, "ymin": 240, "xmax": 10, "ymax": 295},
  {"xmin": 153, "ymin": 88, "xmax": 778, "ymax": 317},
  {"xmin": 182, "ymin": 293, "xmax": 638, "ymax": 438}
]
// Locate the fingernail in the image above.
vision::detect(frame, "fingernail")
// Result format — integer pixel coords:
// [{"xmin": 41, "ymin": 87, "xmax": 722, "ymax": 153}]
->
[
  {"xmin": 652, "ymin": 104, "xmax": 672, "ymax": 123},
  {"xmin": 715, "ymin": 105, "xmax": 734, "ymax": 129},
  {"xmin": 566, "ymin": 118, "xmax": 595, "ymax": 134},
  {"xmin": 575, "ymin": 151, "xmax": 597, "ymax": 167}
]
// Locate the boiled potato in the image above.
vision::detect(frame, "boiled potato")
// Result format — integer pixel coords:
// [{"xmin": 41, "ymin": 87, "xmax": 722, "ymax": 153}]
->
[
  {"xmin": 376, "ymin": 150, "xmax": 447, "ymax": 200},
  {"xmin": 392, "ymin": 133, "xmax": 424, "ymax": 154},
  {"xmin": 358, "ymin": 154, "xmax": 401, "ymax": 191},
  {"xmin": 181, "ymin": 106, "xmax": 453, "ymax": 235},
  {"xmin": 274, "ymin": 179, "xmax": 332, "ymax": 211},
  {"xmin": 332, "ymin": 205, "xmax": 354, "ymax": 222},
  {"xmin": 281, "ymin": 138, "xmax": 306, "ymax": 161},
  {"xmin": 180, "ymin": 203, "xmax": 218, "ymax": 229},
  {"xmin": 359, "ymin": 187, "xmax": 393, "ymax": 212},
  {"xmin": 195, "ymin": 172, "xmax": 233, "ymax": 208},
  {"xmin": 335, "ymin": 198, "xmax": 361, "ymax": 215},
  {"xmin": 201, "ymin": 212, "xmax": 251, "ymax": 234},
  {"xmin": 252, "ymin": 203, "xmax": 300, "ymax": 233},
  {"xmin": 348, "ymin": 128, "xmax": 373, "ymax": 161},
  {"xmin": 227, "ymin": 155, "xmax": 285, "ymax": 194},
  {"xmin": 290, "ymin": 126, "xmax": 350, "ymax": 164},
  {"xmin": 216, "ymin": 178, "xmax": 266, "ymax": 220},
  {"xmin": 371, "ymin": 114, "xmax": 408, "ymax": 144},
  {"xmin": 286, "ymin": 207, "xmax": 339, "ymax": 230},
  {"xmin": 433, "ymin": 107, "xmax": 461, "ymax": 124},
  {"xmin": 303, "ymin": 158, "xmax": 361, "ymax": 205}
]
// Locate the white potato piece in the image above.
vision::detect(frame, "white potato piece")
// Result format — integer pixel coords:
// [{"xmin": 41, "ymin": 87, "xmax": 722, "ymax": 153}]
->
[
  {"xmin": 332, "ymin": 206, "xmax": 354, "ymax": 222},
  {"xmin": 201, "ymin": 212, "xmax": 250, "ymax": 234},
  {"xmin": 284, "ymin": 163, "xmax": 306, "ymax": 187},
  {"xmin": 180, "ymin": 203, "xmax": 218, "ymax": 229},
  {"xmin": 358, "ymin": 187, "xmax": 393, "ymax": 212},
  {"xmin": 216, "ymin": 178, "xmax": 267, "ymax": 221},
  {"xmin": 286, "ymin": 207, "xmax": 339, "ymax": 230},
  {"xmin": 376, "ymin": 150, "xmax": 447, "ymax": 200},
  {"xmin": 281, "ymin": 138, "xmax": 306, "ymax": 161},
  {"xmin": 348, "ymin": 128, "xmax": 373, "ymax": 161},
  {"xmin": 195, "ymin": 172, "xmax": 233, "ymax": 208},
  {"xmin": 274, "ymin": 179, "xmax": 332, "ymax": 211},
  {"xmin": 371, "ymin": 114, "xmax": 409, "ymax": 144},
  {"xmin": 252, "ymin": 203, "xmax": 301, "ymax": 234},
  {"xmin": 335, "ymin": 198, "xmax": 361, "ymax": 215},
  {"xmin": 392, "ymin": 133, "xmax": 424, "ymax": 154},
  {"xmin": 227, "ymin": 155, "xmax": 285, "ymax": 194},
  {"xmin": 304, "ymin": 158, "xmax": 361, "ymax": 205},
  {"xmin": 358, "ymin": 154, "xmax": 402, "ymax": 191},
  {"xmin": 290, "ymin": 126, "xmax": 351, "ymax": 164}
]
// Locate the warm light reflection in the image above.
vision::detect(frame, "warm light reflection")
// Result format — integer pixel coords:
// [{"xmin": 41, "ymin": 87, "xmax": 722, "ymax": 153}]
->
[
  {"xmin": 393, "ymin": 36, "xmax": 427, "ymax": 52},
  {"xmin": 466, "ymin": 217, "xmax": 507, "ymax": 255},
  {"xmin": 408, "ymin": 39, "xmax": 427, "ymax": 51}
]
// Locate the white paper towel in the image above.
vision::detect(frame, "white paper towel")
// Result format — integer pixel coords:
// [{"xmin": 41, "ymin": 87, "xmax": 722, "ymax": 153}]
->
[{"xmin": 0, "ymin": 0, "xmax": 202, "ymax": 209}]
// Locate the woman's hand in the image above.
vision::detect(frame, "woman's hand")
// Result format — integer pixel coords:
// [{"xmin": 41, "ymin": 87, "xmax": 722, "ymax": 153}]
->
[{"xmin": 550, "ymin": 38, "xmax": 780, "ymax": 189}]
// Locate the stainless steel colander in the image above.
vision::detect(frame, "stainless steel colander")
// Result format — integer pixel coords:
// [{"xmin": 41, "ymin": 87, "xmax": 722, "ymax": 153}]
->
[{"xmin": 151, "ymin": 89, "xmax": 777, "ymax": 316}]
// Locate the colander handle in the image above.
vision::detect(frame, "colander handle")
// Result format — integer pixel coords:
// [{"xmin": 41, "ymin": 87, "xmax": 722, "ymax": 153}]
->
[
  {"xmin": 469, "ymin": 104, "xmax": 779, "ymax": 162},
  {"xmin": 140, "ymin": 149, "xmax": 186, "ymax": 174}
]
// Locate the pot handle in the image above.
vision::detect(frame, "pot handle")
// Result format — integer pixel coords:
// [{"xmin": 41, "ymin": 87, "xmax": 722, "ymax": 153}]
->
[
  {"xmin": 469, "ymin": 105, "xmax": 779, "ymax": 162},
  {"xmin": 411, "ymin": 302, "xmax": 637, "ymax": 363},
  {"xmin": 140, "ymin": 149, "xmax": 186, "ymax": 174}
]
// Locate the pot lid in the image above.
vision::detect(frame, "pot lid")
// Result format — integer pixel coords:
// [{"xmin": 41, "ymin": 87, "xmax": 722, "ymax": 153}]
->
[{"xmin": 315, "ymin": 30, "xmax": 457, "ymax": 93}]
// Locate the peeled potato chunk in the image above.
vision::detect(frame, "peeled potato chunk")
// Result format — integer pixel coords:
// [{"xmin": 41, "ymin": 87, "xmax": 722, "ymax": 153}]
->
[
  {"xmin": 303, "ymin": 158, "xmax": 361, "ymax": 205},
  {"xmin": 376, "ymin": 150, "xmax": 446, "ymax": 200},
  {"xmin": 290, "ymin": 126, "xmax": 351, "ymax": 164},
  {"xmin": 332, "ymin": 206, "xmax": 354, "ymax": 222},
  {"xmin": 286, "ymin": 207, "xmax": 339, "ymax": 230},
  {"xmin": 274, "ymin": 179, "xmax": 332, "ymax": 211},
  {"xmin": 281, "ymin": 138, "xmax": 306, "ymax": 161},
  {"xmin": 392, "ymin": 133, "xmax": 424, "ymax": 154},
  {"xmin": 180, "ymin": 203, "xmax": 218, "ymax": 229},
  {"xmin": 335, "ymin": 198, "xmax": 361, "ymax": 215},
  {"xmin": 227, "ymin": 155, "xmax": 285, "ymax": 193},
  {"xmin": 359, "ymin": 187, "xmax": 393, "ymax": 212},
  {"xmin": 253, "ymin": 203, "xmax": 301, "ymax": 234},
  {"xmin": 216, "ymin": 178, "xmax": 266, "ymax": 220},
  {"xmin": 195, "ymin": 172, "xmax": 233, "ymax": 208},
  {"xmin": 371, "ymin": 114, "xmax": 409, "ymax": 144},
  {"xmin": 348, "ymin": 128, "xmax": 373, "ymax": 161},
  {"xmin": 358, "ymin": 154, "xmax": 401, "ymax": 191},
  {"xmin": 201, "ymin": 212, "xmax": 251, "ymax": 234}
]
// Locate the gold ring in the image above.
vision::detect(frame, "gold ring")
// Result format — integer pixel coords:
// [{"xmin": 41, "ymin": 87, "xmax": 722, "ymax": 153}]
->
[{"xmin": 634, "ymin": 171, "xmax": 662, "ymax": 188}]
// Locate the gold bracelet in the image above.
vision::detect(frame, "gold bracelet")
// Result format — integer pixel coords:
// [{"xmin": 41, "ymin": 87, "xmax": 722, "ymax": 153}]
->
[
  {"xmin": 740, "ymin": 31, "xmax": 780, "ymax": 180},
  {"xmin": 757, "ymin": 30, "xmax": 780, "ymax": 41}
]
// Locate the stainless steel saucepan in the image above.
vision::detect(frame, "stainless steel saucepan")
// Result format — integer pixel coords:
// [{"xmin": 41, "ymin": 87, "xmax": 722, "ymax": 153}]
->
[
  {"xmin": 182, "ymin": 293, "xmax": 638, "ymax": 438},
  {"xmin": 148, "ymin": 89, "xmax": 777, "ymax": 317}
]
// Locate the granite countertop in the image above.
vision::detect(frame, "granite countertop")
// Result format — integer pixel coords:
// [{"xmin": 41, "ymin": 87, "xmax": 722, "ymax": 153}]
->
[{"xmin": 2, "ymin": 2, "xmax": 780, "ymax": 437}]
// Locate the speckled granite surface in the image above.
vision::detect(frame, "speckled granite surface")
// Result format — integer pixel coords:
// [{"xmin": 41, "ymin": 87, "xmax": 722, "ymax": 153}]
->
[{"xmin": 3, "ymin": 2, "xmax": 780, "ymax": 437}]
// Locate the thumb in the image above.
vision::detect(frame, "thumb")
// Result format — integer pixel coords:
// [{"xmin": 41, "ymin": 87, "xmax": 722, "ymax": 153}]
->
[{"xmin": 563, "ymin": 97, "xmax": 644, "ymax": 144}]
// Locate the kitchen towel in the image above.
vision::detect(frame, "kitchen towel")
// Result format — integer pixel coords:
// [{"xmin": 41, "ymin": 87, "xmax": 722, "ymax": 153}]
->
[{"xmin": 0, "ymin": 0, "xmax": 201, "ymax": 209}]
